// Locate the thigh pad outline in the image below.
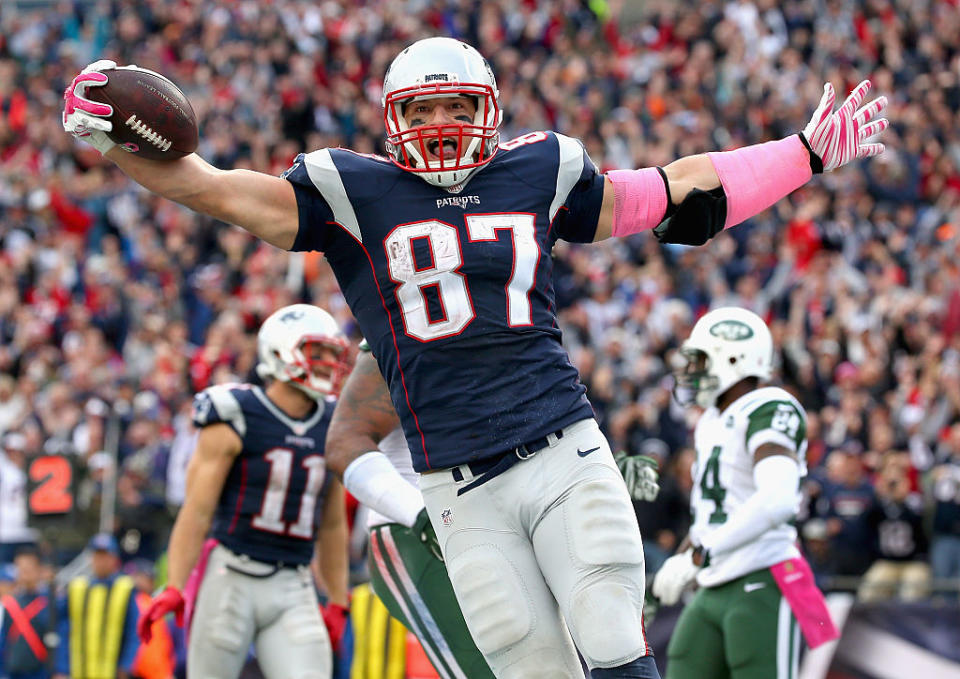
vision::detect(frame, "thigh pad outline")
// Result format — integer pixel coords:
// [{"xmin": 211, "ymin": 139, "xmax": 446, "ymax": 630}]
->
[
  {"xmin": 446, "ymin": 543, "xmax": 534, "ymax": 656},
  {"xmin": 565, "ymin": 471, "xmax": 645, "ymax": 567}
]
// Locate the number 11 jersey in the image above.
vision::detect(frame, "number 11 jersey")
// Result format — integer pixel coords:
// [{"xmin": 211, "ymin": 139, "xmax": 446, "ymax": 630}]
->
[
  {"xmin": 283, "ymin": 132, "xmax": 606, "ymax": 472},
  {"xmin": 192, "ymin": 384, "xmax": 335, "ymax": 565}
]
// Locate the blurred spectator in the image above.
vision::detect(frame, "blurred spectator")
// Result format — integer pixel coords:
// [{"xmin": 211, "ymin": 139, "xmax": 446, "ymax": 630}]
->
[
  {"xmin": 810, "ymin": 450, "xmax": 877, "ymax": 577},
  {"xmin": 0, "ymin": 547, "xmax": 54, "ymax": 679},
  {"xmin": 858, "ymin": 454, "xmax": 930, "ymax": 601},
  {"xmin": 801, "ymin": 519, "xmax": 839, "ymax": 588},
  {"xmin": 929, "ymin": 429, "xmax": 960, "ymax": 586},
  {"xmin": 0, "ymin": 374, "xmax": 27, "ymax": 436},
  {"xmin": 53, "ymin": 534, "xmax": 139, "ymax": 679},
  {"xmin": 0, "ymin": 433, "xmax": 38, "ymax": 565}
]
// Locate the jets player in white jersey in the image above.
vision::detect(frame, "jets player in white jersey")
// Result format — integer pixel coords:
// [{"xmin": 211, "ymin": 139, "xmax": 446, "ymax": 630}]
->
[{"xmin": 652, "ymin": 307, "xmax": 837, "ymax": 679}]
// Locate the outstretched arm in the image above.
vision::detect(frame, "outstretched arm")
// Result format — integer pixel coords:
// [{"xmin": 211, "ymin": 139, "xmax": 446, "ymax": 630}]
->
[
  {"xmin": 63, "ymin": 62, "xmax": 299, "ymax": 249},
  {"xmin": 594, "ymin": 80, "xmax": 888, "ymax": 242},
  {"xmin": 103, "ymin": 151, "xmax": 299, "ymax": 249}
]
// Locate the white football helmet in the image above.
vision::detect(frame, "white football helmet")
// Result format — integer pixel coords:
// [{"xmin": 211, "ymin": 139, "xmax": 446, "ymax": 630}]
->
[
  {"xmin": 382, "ymin": 37, "xmax": 501, "ymax": 189},
  {"xmin": 255, "ymin": 304, "xmax": 350, "ymax": 399},
  {"xmin": 675, "ymin": 307, "xmax": 773, "ymax": 408}
]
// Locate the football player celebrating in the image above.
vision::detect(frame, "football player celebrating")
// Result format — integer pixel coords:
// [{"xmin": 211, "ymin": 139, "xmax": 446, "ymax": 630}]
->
[
  {"xmin": 325, "ymin": 339, "xmax": 496, "ymax": 679},
  {"xmin": 137, "ymin": 305, "xmax": 351, "ymax": 679},
  {"xmin": 653, "ymin": 307, "xmax": 838, "ymax": 679},
  {"xmin": 65, "ymin": 38, "xmax": 884, "ymax": 678}
]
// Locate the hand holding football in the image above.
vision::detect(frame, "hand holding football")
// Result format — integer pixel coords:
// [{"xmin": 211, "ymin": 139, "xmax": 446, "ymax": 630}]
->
[{"xmin": 85, "ymin": 66, "xmax": 198, "ymax": 160}]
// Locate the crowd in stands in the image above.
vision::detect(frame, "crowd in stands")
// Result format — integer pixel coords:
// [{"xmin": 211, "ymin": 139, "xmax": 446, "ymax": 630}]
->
[{"xmin": 2, "ymin": 5, "xmax": 960, "ymax": 659}]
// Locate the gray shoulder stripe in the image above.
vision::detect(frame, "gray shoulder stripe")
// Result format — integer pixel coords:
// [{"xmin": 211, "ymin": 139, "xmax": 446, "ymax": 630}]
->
[
  {"xmin": 303, "ymin": 149, "xmax": 362, "ymax": 243},
  {"xmin": 549, "ymin": 133, "xmax": 586, "ymax": 222},
  {"xmin": 207, "ymin": 387, "xmax": 246, "ymax": 437}
]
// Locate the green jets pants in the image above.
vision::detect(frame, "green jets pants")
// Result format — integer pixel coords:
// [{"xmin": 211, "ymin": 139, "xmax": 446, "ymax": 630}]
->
[
  {"xmin": 666, "ymin": 568, "xmax": 801, "ymax": 679},
  {"xmin": 367, "ymin": 523, "xmax": 495, "ymax": 679}
]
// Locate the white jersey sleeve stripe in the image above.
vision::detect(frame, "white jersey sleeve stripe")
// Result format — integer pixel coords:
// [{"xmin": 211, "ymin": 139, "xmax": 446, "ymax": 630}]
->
[
  {"xmin": 303, "ymin": 149, "xmax": 363, "ymax": 243},
  {"xmin": 549, "ymin": 133, "xmax": 586, "ymax": 222},
  {"xmin": 206, "ymin": 386, "xmax": 247, "ymax": 437}
]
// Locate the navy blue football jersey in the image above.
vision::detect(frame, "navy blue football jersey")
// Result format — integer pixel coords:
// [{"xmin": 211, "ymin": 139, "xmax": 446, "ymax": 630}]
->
[
  {"xmin": 284, "ymin": 132, "xmax": 605, "ymax": 471},
  {"xmin": 192, "ymin": 383, "xmax": 335, "ymax": 565}
]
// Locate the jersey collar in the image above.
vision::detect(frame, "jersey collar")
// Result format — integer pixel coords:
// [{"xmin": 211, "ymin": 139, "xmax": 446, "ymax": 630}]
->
[{"xmin": 252, "ymin": 386, "xmax": 326, "ymax": 437}]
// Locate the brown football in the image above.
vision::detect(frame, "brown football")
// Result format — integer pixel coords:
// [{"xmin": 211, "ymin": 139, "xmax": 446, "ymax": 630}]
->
[{"xmin": 86, "ymin": 66, "xmax": 198, "ymax": 160}]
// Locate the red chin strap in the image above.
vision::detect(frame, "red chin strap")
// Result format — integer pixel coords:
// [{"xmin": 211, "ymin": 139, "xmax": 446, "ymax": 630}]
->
[{"xmin": 384, "ymin": 82, "xmax": 499, "ymax": 175}]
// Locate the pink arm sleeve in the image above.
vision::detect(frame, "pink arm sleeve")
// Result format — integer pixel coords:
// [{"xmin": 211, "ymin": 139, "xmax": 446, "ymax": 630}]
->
[
  {"xmin": 607, "ymin": 167, "xmax": 669, "ymax": 237},
  {"xmin": 708, "ymin": 135, "xmax": 813, "ymax": 229}
]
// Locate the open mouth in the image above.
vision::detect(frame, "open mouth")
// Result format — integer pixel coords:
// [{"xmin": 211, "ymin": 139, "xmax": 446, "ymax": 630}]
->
[
  {"xmin": 427, "ymin": 138, "xmax": 459, "ymax": 161},
  {"xmin": 310, "ymin": 366, "xmax": 333, "ymax": 381}
]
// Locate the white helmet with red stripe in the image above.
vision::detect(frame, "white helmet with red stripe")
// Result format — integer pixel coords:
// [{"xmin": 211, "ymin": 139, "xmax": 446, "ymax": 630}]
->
[
  {"xmin": 255, "ymin": 304, "xmax": 350, "ymax": 399},
  {"xmin": 382, "ymin": 37, "xmax": 501, "ymax": 189}
]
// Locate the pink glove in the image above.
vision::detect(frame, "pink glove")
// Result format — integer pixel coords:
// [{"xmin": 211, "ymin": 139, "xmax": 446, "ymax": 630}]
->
[
  {"xmin": 138, "ymin": 586, "xmax": 185, "ymax": 643},
  {"xmin": 62, "ymin": 60, "xmax": 116, "ymax": 154},
  {"xmin": 321, "ymin": 603, "xmax": 349, "ymax": 654},
  {"xmin": 802, "ymin": 79, "xmax": 888, "ymax": 173}
]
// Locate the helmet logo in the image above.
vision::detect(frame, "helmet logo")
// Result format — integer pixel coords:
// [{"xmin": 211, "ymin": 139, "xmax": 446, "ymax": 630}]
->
[
  {"xmin": 423, "ymin": 73, "xmax": 449, "ymax": 82},
  {"xmin": 280, "ymin": 310, "xmax": 305, "ymax": 323},
  {"xmin": 709, "ymin": 320, "xmax": 754, "ymax": 341}
]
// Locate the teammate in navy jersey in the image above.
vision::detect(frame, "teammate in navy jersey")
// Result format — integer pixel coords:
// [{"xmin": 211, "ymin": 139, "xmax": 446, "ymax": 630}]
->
[
  {"xmin": 66, "ymin": 37, "xmax": 887, "ymax": 678},
  {"xmin": 136, "ymin": 304, "xmax": 351, "ymax": 679}
]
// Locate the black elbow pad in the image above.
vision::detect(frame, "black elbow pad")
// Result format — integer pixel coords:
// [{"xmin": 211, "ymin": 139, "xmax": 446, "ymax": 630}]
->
[{"xmin": 653, "ymin": 186, "xmax": 727, "ymax": 246}]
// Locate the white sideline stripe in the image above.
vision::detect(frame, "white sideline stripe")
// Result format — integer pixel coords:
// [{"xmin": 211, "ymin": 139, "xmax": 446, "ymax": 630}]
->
[
  {"xmin": 303, "ymin": 148, "xmax": 362, "ymax": 243},
  {"xmin": 834, "ymin": 619, "xmax": 960, "ymax": 679},
  {"xmin": 369, "ymin": 531, "xmax": 459, "ymax": 679},
  {"xmin": 548, "ymin": 133, "xmax": 585, "ymax": 222},
  {"xmin": 380, "ymin": 529, "xmax": 470, "ymax": 679}
]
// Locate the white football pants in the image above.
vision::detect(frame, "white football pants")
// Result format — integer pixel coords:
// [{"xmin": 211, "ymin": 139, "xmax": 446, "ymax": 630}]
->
[
  {"xmin": 188, "ymin": 544, "xmax": 332, "ymax": 679},
  {"xmin": 419, "ymin": 418, "xmax": 651, "ymax": 679}
]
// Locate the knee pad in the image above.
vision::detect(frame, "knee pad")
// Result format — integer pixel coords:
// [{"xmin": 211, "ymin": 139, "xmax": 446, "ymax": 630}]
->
[
  {"xmin": 569, "ymin": 576, "xmax": 647, "ymax": 666},
  {"xmin": 447, "ymin": 545, "xmax": 532, "ymax": 655},
  {"xmin": 566, "ymin": 473, "xmax": 645, "ymax": 567}
]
